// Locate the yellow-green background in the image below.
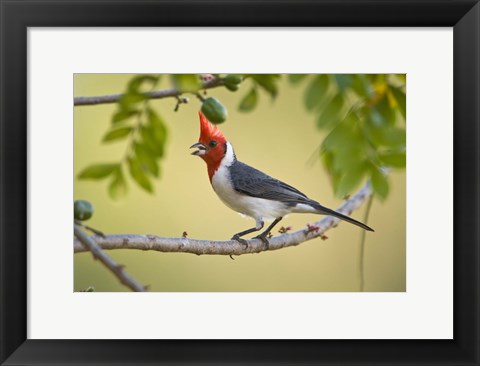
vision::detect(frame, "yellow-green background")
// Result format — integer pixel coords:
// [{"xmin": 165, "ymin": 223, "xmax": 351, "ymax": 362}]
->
[{"xmin": 74, "ymin": 74, "xmax": 406, "ymax": 292}]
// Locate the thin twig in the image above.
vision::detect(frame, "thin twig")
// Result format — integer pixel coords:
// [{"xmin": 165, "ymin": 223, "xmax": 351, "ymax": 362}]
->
[
  {"xmin": 74, "ymin": 78, "xmax": 224, "ymax": 106},
  {"xmin": 74, "ymin": 219, "xmax": 105, "ymax": 237},
  {"xmin": 74, "ymin": 224, "xmax": 147, "ymax": 292},
  {"xmin": 358, "ymin": 193, "xmax": 374, "ymax": 292},
  {"xmin": 74, "ymin": 183, "xmax": 373, "ymax": 256}
]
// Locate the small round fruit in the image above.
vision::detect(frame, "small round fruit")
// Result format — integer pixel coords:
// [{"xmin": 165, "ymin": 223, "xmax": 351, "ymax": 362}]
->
[
  {"xmin": 201, "ymin": 97, "xmax": 228, "ymax": 124},
  {"xmin": 225, "ymin": 83, "xmax": 239, "ymax": 92},
  {"xmin": 74, "ymin": 200, "xmax": 94, "ymax": 221},
  {"xmin": 224, "ymin": 74, "xmax": 243, "ymax": 85}
]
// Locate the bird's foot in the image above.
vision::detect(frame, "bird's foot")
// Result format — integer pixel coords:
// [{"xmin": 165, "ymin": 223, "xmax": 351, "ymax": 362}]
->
[
  {"xmin": 253, "ymin": 234, "xmax": 270, "ymax": 249},
  {"xmin": 231, "ymin": 234, "xmax": 249, "ymax": 249}
]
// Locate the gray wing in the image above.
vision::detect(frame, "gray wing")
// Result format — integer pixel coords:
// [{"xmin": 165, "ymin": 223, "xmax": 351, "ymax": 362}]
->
[{"xmin": 230, "ymin": 161, "xmax": 313, "ymax": 205}]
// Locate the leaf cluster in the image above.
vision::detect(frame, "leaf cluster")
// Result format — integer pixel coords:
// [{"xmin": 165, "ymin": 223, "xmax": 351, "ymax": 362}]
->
[
  {"xmin": 237, "ymin": 74, "xmax": 281, "ymax": 112},
  {"xmin": 290, "ymin": 74, "xmax": 406, "ymax": 200},
  {"xmin": 78, "ymin": 75, "xmax": 168, "ymax": 199}
]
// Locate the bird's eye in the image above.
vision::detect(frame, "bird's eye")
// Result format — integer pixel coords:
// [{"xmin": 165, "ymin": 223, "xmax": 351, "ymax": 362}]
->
[{"xmin": 208, "ymin": 140, "xmax": 217, "ymax": 148}]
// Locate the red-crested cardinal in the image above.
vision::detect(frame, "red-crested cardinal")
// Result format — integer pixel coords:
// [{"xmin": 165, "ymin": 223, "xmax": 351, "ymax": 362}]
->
[{"xmin": 191, "ymin": 112, "xmax": 374, "ymax": 247}]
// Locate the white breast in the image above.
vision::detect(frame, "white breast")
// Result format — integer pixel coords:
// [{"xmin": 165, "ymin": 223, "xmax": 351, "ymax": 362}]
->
[{"xmin": 211, "ymin": 143, "xmax": 290, "ymax": 221}]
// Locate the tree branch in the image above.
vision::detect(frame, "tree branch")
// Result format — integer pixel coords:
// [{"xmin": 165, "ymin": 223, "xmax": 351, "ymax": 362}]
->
[
  {"xmin": 74, "ymin": 183, "xmax": 373, "ymax": 256},
  {"xmin": 74, "ymin": 224, "xmax": 147, "ymax": 292},
  {"xmin": 74, "ymin": 78, "xmax": 225, "ymax": 106}
]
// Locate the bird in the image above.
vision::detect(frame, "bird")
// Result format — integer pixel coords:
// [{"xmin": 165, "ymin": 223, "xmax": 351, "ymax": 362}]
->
[{"xmin": 190, "ymin": 111, "xmax": 374, "ymax": 247}]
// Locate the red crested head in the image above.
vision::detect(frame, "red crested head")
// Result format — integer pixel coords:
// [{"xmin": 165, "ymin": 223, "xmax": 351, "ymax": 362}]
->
[
  {"xmin": 191, "ymin": 111, "xmax": 228, "ymax": 181},
  {"xmin": 198, "ymin": 111, "xmax": 226, "ymax": 146}
]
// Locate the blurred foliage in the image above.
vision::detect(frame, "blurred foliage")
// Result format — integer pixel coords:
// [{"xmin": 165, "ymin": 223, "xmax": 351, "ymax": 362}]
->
[
  {"xmin": 290, "ymin": 74, "xmax": 406, "ymax": 200},
  {"xmin": 78, "ymin": 75, "xmax": 168, "ymax": 199},
  {"xmin": 77, "ymin": 74, "xmax": 405, "ymax": 201}
]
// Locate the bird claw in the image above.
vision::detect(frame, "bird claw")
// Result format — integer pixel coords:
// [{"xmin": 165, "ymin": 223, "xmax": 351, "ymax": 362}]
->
[
  {"xmin": 253, "ymin": 234, "xmax": 270, "ymax": 249},
  {"xmin": 231, "ymin": 235, "xmax": 249, "ymax": 249}
]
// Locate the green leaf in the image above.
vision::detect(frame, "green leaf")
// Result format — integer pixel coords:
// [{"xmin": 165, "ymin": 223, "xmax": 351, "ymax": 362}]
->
[
  {"xmin": 128, "ymin": 158, "xmax": 153, "ymax": 193},
  {"xmin": 375, "ymin": 95, "xmax": 396, "ymax": 125},
  {"xmin": 350, "ymin": 75, "xmax": 372, "ymax": 97},
  {"xmin": 147, "ymin": 108, "xmax": 168, "ymax": 139},
  {"xmin": 321, "ymin": 150, "xmax": 343, "ymax": 191},
  {"xmin": 317, "ymin": 94, "xmax": 345, "ymax": 128},
  {"xmin": 321, "ymin": 149, "xmax": 335, "ymax": 174},
  {"xmin": 250, "ymin": 74, "xmax": 280, "ymax": 99},
  {"xmin": 390, "ymin": 86, "xmax": 406, "ymax": 120},
  {"xmin": 108, "ymin": 167, "xmax": 127, "ymax": 200},
  {"xmin": 322, "ymin": 118, "xmax": 368, "ymax": 173},
  {"xmin": 323, "ymin": 118, "xmax": 354, "ymax": 153},
  {"xmin": 304, "ymin": 75, "xmax": 329, "ymax": 111},
  {"xmin": 335, "ymin": 162, "xmax": 367, "ymax": 197},
  {"xmin": 369, "ymin": 108, "xmax": 384, "ymax": 127},
  {"xmin": 118, "ymin": 92, "xmax": 146, "ymax": 110},
  {"xmin": 330, "ymin": 168, "xmax": 342, "ymax": 193},
  {"xmin": 332, "ymin": 145, "xmax": 366, "ymax": 172},
  {"xmin": 134, "ymin": 143, "xmax": 160, "ymax": 177},
  {"xmin": 370, "ymin": 167, "xmax": 389, "ymax": 200},
  {"xmin": 141, "ymin": 126, "xmax": 163, "ymax": 157},
  {"xmin": 380, "ymin": 127, "xmax": 406, "ymax": 148},
  {"xmin": 172, "ymin": 74, "xmax": 200, "ymax": 92},
  {"xmin": 140, "ymin": 108, "xmax": 168, "ymax": 157},
  {"xmin": 322, "ymin": 116, "xmax": 350, "ymax": 151},
  {"xmin": 379, "ymin": 151, "xmax": 406, "ymax": 168},
  {"xmin": 127, "ymin": 75, "xmax": 159, "ymax": 93},
  {"xmin": 78, "ymin": 163, "xmax": 119, "ymax": 180},
  {"xmin": 238, "ymin": 88, "xmax": 258, "ymax": 112},
  {"xmin": 288, "ymin": 74, "xmax": 307, "ymax": 84},
  {"xmin": 334, "ymin": 75, "xmax": 353, "ymax": 92},
  {"xmin": 102, "ymin": 127, "xmax": 133, "ymax": 142},
  {"xmin": 112, "ymin": 109, "xmax": 139, "ymax": 124},
  {"xmin": 366, "ymin": 113, "xmax": 406, "ymax": 148}
]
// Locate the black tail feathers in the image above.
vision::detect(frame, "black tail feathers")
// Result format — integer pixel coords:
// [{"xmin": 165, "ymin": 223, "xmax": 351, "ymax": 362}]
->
[{"xmin": 310, "ymin": 201, "xmax": 374, "ymax": 232}]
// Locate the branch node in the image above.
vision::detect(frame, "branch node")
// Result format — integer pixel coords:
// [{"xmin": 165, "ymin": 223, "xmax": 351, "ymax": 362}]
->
[
  {"xmin": 195, "ymin": 92, "xmax": 206, "ymax": 102},
  {"xmin": 74, "ymin": 225, "xmax": 146, "ymax": 292},
  {"xmin": 174, "ymin": 96, "xmax": 189, "ymax": 112},
  {"xmin": 305, "ymin": 223, "xmax": 320, "ymax": 234}
]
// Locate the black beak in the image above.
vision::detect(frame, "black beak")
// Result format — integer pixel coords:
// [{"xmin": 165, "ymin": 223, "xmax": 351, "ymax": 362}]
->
[{"xmin": 190, "ymin": 142, "xmax": 206, "ymax": 156}]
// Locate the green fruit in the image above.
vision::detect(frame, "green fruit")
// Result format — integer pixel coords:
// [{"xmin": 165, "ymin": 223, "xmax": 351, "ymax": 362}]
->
[
  {"xmin": 74, "ymin": 200, "xmax": 94, "ymax": 221},
  {"xmin": 224, "ymin": 74, "xmax": 243, "ymax": 85},
  {"xmin": 224, "ymin": 74, "xmax": 243, "ymax": 92},
  {"xmin": 225, "ymin": 83, "xmax": 239, "ymax": 92},
  {"xmin": 201, "ymin": 97, "xmax": 228, "ymax": 124}
]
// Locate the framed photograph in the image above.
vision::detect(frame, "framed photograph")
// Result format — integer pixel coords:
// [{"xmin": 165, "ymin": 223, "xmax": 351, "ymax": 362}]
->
[
  {"xmin": 1, "ymin": 1, "xmax": 479, "ymax": 365},
  {"xmin": 73, "ymin": 72, "xmax": 404, "ymax": 294}
]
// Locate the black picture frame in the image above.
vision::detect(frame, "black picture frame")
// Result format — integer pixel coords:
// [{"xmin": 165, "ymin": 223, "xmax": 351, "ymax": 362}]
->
[{"xmin": 1, "ymin": 1, "xmax": 479, "ymax": 365}]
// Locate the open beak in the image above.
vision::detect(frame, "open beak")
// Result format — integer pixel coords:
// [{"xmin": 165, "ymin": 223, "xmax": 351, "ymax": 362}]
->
[{"xmin": 190, "ymin": 142, "xmax": 207, "ymax": 156}]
